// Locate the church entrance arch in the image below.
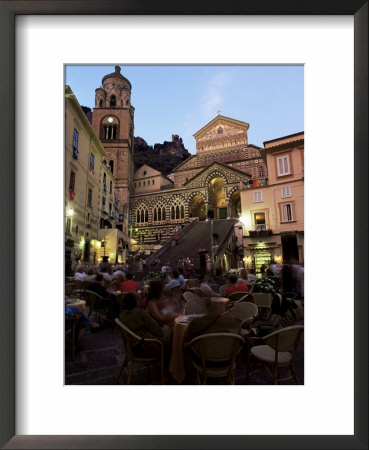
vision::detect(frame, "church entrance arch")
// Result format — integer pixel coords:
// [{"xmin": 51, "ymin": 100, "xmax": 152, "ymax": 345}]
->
[
  {"xmin": 189, "ymin": 194, "xmax": 206, "ymax": 221},
  {"xmin": 208, "ymin": 175, "xmax": 227, "ymax": 220},
  {"xmin": 229, "ymin": 189, "xmax": 241, "ymax": 218}
]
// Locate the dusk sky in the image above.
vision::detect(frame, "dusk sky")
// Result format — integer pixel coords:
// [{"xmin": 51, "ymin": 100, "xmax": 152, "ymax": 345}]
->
[{"xmin": 65, "ymin": 65, "xmax": 304, "ymax": 154}]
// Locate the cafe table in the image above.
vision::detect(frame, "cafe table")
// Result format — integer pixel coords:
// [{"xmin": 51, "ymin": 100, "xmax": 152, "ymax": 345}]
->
[
  {"xmin": 169, "ymin": 315, "xmax": 191, "ymax": 384},
  {"xmin": 66, "ymin": 297, "xmax": 87, "ymax": 316}
]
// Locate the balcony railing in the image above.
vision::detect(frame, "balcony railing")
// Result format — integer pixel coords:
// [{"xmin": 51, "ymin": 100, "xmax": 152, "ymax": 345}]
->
[
  {"xmin": 248, "ymin": 224, "xmax": 273, "ymax": 237},
  {"xmin": 243, "ymin": 177, "xmax": 269, "ymax": 188}
]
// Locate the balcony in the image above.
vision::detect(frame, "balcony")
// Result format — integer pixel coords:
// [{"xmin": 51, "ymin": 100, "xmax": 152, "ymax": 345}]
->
[
  {"xmin": 243, "ymin": 177, "xmax": 269, "ymax": 188},
  {"xmin": 248, "ymin": 224, "xmax": 273, "ymax": 237}
]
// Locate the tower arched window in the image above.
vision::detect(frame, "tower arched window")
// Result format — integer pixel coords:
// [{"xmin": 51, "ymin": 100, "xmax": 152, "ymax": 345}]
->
[
  {"xmin": 110, "ymin": 95, "xmax": 116, "ymax": 107},
  {"xmin": 99, "ymin": 99, "xmax": 103, "ymax": 107},
  {"xmin": 103, "ymin": 124, "xmax": 117, "ymax": 140},
  {"xmin": 109, "ymin": 160, "xmax": 114, "ymax": 173}
]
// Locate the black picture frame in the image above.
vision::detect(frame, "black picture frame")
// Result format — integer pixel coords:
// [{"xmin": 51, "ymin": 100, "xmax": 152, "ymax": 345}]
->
[{"xmin": 0, "ymin": 1, "xmax": 367, "ymax": 449}]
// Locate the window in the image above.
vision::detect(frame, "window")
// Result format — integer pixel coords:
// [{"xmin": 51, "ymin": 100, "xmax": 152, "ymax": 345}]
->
[
  {"xmin": 276, "ymin": 155, "xmax": 290, "ymax": 176},
  {"xmin": 153, "ymin": 200, "xmax": 166, "ymax": 222},
  {"xmin": 136, "ymin": 204, "xmax": 149, "ymax": 223},
  {"xmin": 258, "ymin": 166, "xmax": 264, "ymax": 177},
  {"xmin": 72, "ymin": 129, "xmax": 79, "ymax": 159},
  {"xmin": 152, "ymin": 180, "xmax": 154, "ymax": 185},
  {"xmin": 253, "ymin": 191, "xmax": 263, "ymax": 203},
  {"xmin": 103, "ymin": 125, "xmax": 117, "ymax": 139},
  {"xmin": 109, "ymin": 181, "xmax": 113, "ymax": 194},
  {"xmin": 254, "ymin": 212, "xmax": 266, "ymax": 230},
  {"xmin": 90, "ymin": 153, "xmax": 95, "ymax": 172},
  {"xmin": 99, "ymin": 99, "xmax": 103, "ymax": 107},
  {"xmin": 75, "ymin": 225, "xmax": 79, "ymax": 236},
  {"xmin": 170, "ymin": 198, "xmax": 185, "ymax": 220},
  {"xmin": 110, "ymin": 95, "xmax": 116, "ymax": 107},
  {"xmin": 87, "ymin": 188, "xmax": 92, "ymax": 207},
  {"xmin": 281, "ymin": 203, "xmax": 293, "ymax": 222},
  {"xmin": 69, "ymin": 170, "xmax": 75, "ymax": 191},
  {"xmin": 281, "ymin": 185, "xmax": 291, "ymax": 198},
  {"xmin": 109, "ymin": 202, "xmax": 112, "ymax": 213},
  {"xmin": 109, "ymin": 160, "xmax": 114, "ymax": 173},
  {"xmin": 102, "ymin": 196, "xmax": 106, "ymax": 206}
]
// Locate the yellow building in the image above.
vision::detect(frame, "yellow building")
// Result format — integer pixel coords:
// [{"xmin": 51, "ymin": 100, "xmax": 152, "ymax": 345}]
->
[
  {"xmin": 65, "ymin": 86, "xmax": 109, "ymax": 269},
  {"xmin": 240, "ymin": 132, "xmax": 304, "ymax": 274}
]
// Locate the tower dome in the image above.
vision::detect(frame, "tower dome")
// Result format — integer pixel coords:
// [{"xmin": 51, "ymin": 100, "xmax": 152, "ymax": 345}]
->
[{"xmin": 95, "ymin": 66, "xmax": 132, "ymax": 109}]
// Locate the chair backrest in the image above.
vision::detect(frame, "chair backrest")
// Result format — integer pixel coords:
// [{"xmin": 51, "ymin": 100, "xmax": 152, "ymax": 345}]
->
[
  {"xmin": 228, "ymin": 291, "xmax": 248, "ymax": 302},
  {"xmin": 230, "ymin": 302, "xmax": 258, "ymax": 322},
  {"xmin": 183, "ymin": 291, "xmax": 199, "ymax": 303},
  {"xmin": 218, "ymin": 284, "xmax": 227, "ymax": 296},
  {"xmin": 186, "ymin": 278, "xmax": 200, "ymax": 289},
  {"xmin": 115, "ymin": 318, "xmax": 142, "ymax": 359},
  {"xmin": 236, "ymin": 293, "xmax": 254, "ymax": 303},
  {"xmin": 252, "ymin": 292, "xmax": 273, "ymax": 308},
  {"xmin": 189, "ymin": 332, "xmax": 244, "ymax": 363},
  {"xmin": 197, "ymin": 289, "xmax": 209, "ymax": 298},
  {"xmin": 85, "ymin": 289, "xmax": 103, "ymax": 306},
  {"xmin": 65, "ymin": 283, "xmax": 75, "ymax": 296},
  {"xmin": 184, "ymin": 298, "xmax": 209, "ymax": 315},
  {"xmin": 263, "ymin": 325, "xmax": 304, "ymax": 352}
]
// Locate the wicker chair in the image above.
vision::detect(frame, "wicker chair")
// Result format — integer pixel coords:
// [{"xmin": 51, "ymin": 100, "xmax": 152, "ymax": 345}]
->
[
  {"xmin": 65, "ymin": 283, "xmax": 75, "ymax": 297},
  {"xmin": 85, "ymin": 290, "xmax": 112, "ymax": 322},
  {"xmin": 183, "ymin": 291, "xmax": 199, "ymax": 303},
  {"xmin": 115, "ymin": 318, "xmax": 164, "ymax": 385},
  {"xmin": 230, "ymin": 302, "xmax": 259, "ymax": 338},
  {"xmin": 184, "ymin": 298, "xmax": 209, "ymax": 315},
  {"xmin": 185, "ymin": 278, "xmax": 200, "ymax": 292},
  {"xmin": 247, "ymin": 325, "xmax": 304, "ymax": 384},
  {"xmin": 189, "ymin": 333, "xmax": 244, "ymax": 384}
]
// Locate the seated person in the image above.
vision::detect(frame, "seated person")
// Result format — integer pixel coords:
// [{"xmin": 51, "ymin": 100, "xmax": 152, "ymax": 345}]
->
[
  {"xmin": 164, "ymin": 271, "xmax": 181, "ymax": 291},
  {"xmin": 177, "ymin": 268, "xmax": 185, "ymax": 288},
  {"xmin": 112, "ymin": 265, "xmax": 126, "ymax": 280},
  {"xmin": 87, "ymin": 274, "xmax": 111, "ymax": 298},
  {"xmin": 146, "ymin": 280, "xmax": 179, "ymax": 327},
  {"xmin": 74, "ymin": 265, "xmax": 86, "ymax": 280},
  {"xmin": 87, "ymin": 274, "xmax": 118, "ymax": 318},
  {"xmin": 120, "ymin": 273, "xmax": 139, "ymax": 292},
  {"xmin": 184, "ymin": 300, "xmax": 240, "ymax": 343},
  {"xmin": 99, "ymin": 265, "xmax": 112, "ymax": 284},
  {"xmin": 211, "ymin": 267, "xmax": 227, "ymax": 286},
  {"xmin": 199, "ymin": 273, "xmax": 221, "ymax": 297},
  {"xmin": 224, "ymin": 274, "xmax": 249, "ymax": 297},
  {"xmin": 83, "ymin": 267, "xmax": 96, "ymax": 282},
  {"xmin": 119, "ymin": 292, "xmax": 172, "ymax": 358}
]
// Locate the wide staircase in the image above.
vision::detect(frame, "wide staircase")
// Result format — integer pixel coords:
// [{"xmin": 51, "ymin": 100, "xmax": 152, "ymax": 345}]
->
[{"xmin": 146, "ymin": 219, "xmax": 238, "ymax": 270}]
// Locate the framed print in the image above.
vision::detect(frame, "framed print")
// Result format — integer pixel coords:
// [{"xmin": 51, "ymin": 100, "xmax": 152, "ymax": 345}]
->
[{"xmin": 0, "ymin": 1, "xmax": 367, "ymax": 449}]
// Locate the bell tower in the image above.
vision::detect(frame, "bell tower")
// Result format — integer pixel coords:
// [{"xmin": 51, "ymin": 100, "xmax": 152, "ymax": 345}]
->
[{"xmin": 91, "ymin": 66, "xmax": 135, "ymax": 225}]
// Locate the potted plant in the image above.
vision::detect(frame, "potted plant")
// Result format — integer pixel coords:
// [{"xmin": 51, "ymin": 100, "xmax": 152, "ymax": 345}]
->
[{"xmin": 251, "ymin": 273, "xmax": 279, "ymax": 308}]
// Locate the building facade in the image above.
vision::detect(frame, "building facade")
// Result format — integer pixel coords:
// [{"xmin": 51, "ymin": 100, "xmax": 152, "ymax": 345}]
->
[
  {"xmin": 65, "ymin": 85, "xmax": 107, "ymax": 269},
  {"xmin": 240, "ymin": 132, "xmax": 304, "ymax": 275},
  {"xmin": 129, "ymin": 114, "xmax": 268, "ymax": 251}
]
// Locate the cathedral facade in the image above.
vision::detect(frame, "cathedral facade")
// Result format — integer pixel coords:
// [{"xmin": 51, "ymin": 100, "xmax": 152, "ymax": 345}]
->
[{"xmin": 129, "ymin": 115, "xmax": 268, "ymax": 251}]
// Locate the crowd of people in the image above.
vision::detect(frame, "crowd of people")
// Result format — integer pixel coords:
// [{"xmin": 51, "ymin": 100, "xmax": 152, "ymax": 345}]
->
[{"xmin": 66, "ymin": 260, "xmax": 304, "ymax": 383}]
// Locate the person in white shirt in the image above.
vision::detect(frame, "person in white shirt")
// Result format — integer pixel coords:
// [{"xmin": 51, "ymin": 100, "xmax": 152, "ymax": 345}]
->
[
  {"xmin": 100, "ymin": 266, "xmax": 112, "ymax": 284},
  {"xmin": 74, "ymin": 266, "xmax": 86, "ymax": 281},
  {"xmin": 112, "ymin": 266, "xmax": 126, "ymax": 280},
  {"xmin": 199, "ymin": 273, "xmax": 221, "ymax": 297}
]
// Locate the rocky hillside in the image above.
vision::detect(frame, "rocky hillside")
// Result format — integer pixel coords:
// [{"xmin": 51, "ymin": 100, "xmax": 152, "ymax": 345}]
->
[{"xmin": 134, "ymin": 136, "xmax": 190, "ymax": 175}]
